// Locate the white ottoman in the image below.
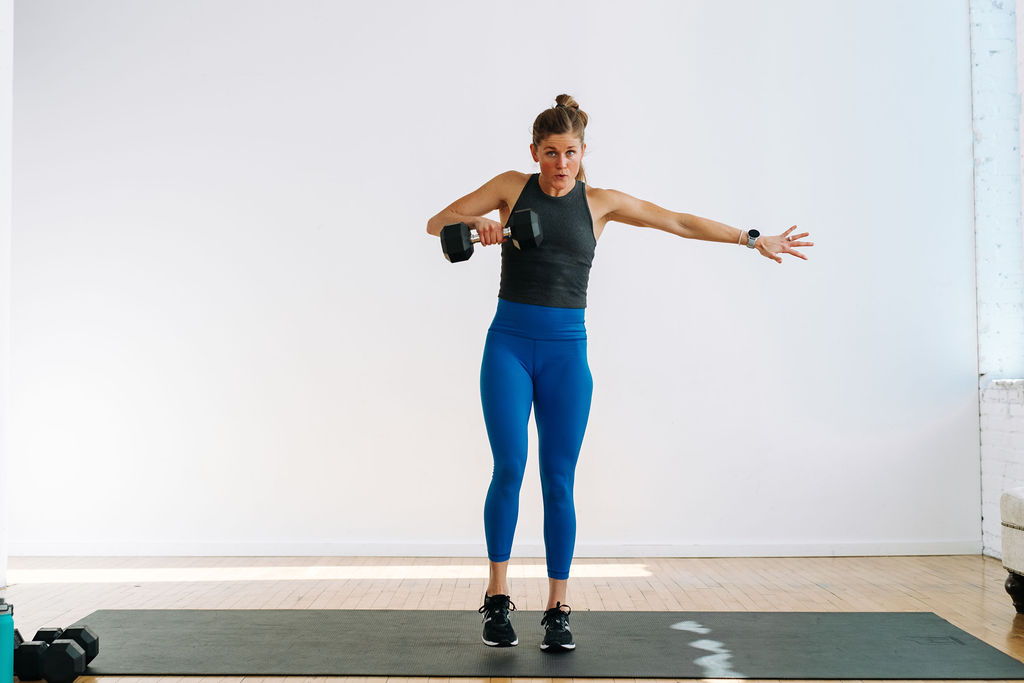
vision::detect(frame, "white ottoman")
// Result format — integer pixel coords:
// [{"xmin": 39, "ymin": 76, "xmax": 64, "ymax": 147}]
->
[{"xmin": 1001, "ymin": 487, "xmax": 1024, "ymax": 612}]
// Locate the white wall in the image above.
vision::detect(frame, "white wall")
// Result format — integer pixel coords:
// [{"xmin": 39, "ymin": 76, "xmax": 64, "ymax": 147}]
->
[
  {"xmin": 0, "ymin": 0, "xmax": 9, "ymax": 585},
  {"xmin": 8, "ymin": 0, "xmax": 980, "ymax": 558}
]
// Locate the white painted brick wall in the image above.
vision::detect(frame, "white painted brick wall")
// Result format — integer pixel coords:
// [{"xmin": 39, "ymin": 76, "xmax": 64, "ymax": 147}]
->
[
  {"xmin": 974, "ymin": 0, "xmax": 1024, "ymax": 379},
  {"xmin": 976, "ymin": 0, "xmax": 1024, "ymax": 561},
  {"xmin": 981, "ymin": 380, "xmax": 1024, "ymax": 559}
]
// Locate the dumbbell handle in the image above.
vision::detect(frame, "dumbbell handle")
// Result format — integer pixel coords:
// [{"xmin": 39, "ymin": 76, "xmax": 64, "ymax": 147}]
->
[{"xmin": 467, "ymin": 225, "xmax": 512, "ymax": 244}]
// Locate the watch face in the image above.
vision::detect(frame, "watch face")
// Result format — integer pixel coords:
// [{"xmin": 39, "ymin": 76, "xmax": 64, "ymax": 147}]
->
[{"xmin": 748, "ymin": 229, "xmax": 760, "ymax": 238}]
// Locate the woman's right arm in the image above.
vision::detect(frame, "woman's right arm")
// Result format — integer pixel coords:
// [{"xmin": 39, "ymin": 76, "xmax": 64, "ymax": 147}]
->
[{"xmin": 426, "ymin": 171, "xmax": 521, "ymax": 245}]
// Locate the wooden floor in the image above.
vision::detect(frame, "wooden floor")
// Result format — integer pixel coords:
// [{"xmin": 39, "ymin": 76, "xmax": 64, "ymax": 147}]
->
[{"xmin": 2, "ymin": 554, "xmax": 1024, "ymax": 683}]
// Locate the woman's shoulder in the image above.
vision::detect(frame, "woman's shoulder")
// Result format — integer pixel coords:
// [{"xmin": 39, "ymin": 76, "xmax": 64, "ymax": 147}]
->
[
  {"xmin": 583, "ymin": 183, "xmax": 613, "ymax": 205},
  {"xmin": 491, "ymin": 170, "xmax": 532, "ymax": 207},
  {"xmin": 495, "ymin": 170, "xmax": 532, "ymax": 184},
  {"xmin": 583, "ymin": 184, "xmax": 632, "ymax": 222},
  {"xmin": 483, "ymin": 170, "xmax": 531, "ymax": 193}
]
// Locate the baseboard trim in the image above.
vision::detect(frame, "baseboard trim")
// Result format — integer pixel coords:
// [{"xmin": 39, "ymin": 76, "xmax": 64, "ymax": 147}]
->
[{"xmin": 7, "ymin": 539, "xmax": 983, "ymax": 557}]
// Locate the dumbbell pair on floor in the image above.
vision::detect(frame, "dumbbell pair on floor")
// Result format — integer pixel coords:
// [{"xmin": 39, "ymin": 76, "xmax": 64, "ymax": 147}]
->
[
  {"xmin": 440, "ymin": 208, "xmax": 544, "ymax": 263},
  {"xmin": 14, "ymin": 625, "xmax": 99, "ymax": 683}
]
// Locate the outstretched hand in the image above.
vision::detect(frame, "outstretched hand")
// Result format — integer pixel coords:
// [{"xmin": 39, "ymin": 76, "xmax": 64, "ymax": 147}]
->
[{"xmin": 756, "ymin": 226, "xmax": 813, "ymax": 263}]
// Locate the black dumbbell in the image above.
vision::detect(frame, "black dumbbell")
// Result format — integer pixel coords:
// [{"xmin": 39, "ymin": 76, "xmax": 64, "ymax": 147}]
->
[
  {"xmin": 41, "ymin": 640, "xmax": 87, "ymax": 683},
  {"xmin": 440, "ymin": 208, "xmax": 543, "ymax": 263},
  {"xmin": 55, "ymin": 626, "xmax": 99, "ymax": 665},
  {"xmin": 14, "ymin": 628, "xmax": 54, "ymax": 681},
  {"xmin": 45, "ymin": 625, "xmax": 99, "ymax": 683},
  {"xmin": 12, "ymin": 629, "xmax": 47, "ymax": 682},
  {"xmin": 15, "ymin": 625, "xmax": 99, "ymax": 683}
]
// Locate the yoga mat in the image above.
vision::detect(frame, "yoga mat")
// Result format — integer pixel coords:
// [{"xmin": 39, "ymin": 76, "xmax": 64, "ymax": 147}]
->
[{"xmin": 70, "ymin": 609, "xmax": 1024, "ymax": 679}]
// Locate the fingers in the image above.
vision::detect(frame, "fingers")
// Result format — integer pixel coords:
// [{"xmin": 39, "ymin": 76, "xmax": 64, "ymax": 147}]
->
[
  {"xmin": 757, "ymin": 226, "xmax": 813, "ymax": 264},
  {"xmin": 760, "ymin": 246, "xmax": 783, "ymax": 264},
  {"xmin": 774, "ymin": 248, "xmax": 808, "ymax": 260},
  {"xmin": 763, "ymin": 245, "xmax": 809, "ymax": 263},
  {"xmin": 478, "ymin": 222, "xmax": 506, "ymax": 246}
]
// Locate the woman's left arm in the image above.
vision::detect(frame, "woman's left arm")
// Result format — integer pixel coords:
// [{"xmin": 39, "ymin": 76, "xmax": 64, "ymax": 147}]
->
[{"xmin": 602, "ymin": 188, "xmax": 813, "ymax": 263}]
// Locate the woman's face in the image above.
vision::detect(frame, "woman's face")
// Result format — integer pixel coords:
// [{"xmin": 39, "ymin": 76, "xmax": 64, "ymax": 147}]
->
[{"xmin": 531, "ymin": 133, "xmax": 585, "ymax": 192}]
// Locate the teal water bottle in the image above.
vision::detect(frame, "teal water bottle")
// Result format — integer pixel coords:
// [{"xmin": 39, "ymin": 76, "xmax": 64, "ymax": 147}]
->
[{"xmin": 0, "ymin": 599, "xmax": 12, "ymax": 683}]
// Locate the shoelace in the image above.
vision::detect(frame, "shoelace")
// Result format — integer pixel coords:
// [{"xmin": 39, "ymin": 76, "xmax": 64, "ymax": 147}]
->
[
  {"xmin": 541, "ymin": 602, "xmax": 571, "ymax": 629},
  {"xmin": 478, "ymin": 595, "xmax": 517, "ymax": 623}
]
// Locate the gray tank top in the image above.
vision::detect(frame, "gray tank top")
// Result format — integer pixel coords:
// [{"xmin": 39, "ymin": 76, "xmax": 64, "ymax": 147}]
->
[{"xmin": 498, "ymin": 173, "xmax": 597, "ymax": 309}]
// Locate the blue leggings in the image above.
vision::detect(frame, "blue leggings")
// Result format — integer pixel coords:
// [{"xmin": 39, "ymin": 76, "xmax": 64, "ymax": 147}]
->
[{"xmin": 480, "ymin": 299, "xmax": 593, "ymax": 580}]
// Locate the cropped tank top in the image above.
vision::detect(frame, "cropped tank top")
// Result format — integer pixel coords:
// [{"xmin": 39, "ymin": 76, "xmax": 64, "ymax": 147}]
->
[{"xmin": 498, "ymin": 173, "xmax": 597, "ymax": 309}]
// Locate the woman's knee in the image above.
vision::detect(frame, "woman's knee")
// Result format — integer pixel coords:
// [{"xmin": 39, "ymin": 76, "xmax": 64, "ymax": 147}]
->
[
  {"xmin": 540, "ymin": 473, "xmax": 575, "ymax": 506},
  {"xmin": 491, "ymin": 457, "xmax": 528, "ymax": 489}
]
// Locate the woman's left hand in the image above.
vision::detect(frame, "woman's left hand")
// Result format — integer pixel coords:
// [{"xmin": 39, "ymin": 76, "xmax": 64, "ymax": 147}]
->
[{"xmin": 755, "ymin": 226, "xmax": 814, "ymax": 263}]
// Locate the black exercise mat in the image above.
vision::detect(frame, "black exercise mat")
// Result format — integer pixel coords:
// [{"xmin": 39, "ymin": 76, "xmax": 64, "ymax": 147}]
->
[{"xmin": 71, "ymin": 609, "xmax": 1024, "ymax": 679}]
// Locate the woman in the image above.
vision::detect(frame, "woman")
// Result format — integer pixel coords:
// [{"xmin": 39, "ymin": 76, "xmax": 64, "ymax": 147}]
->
[{"xmin": 426, "ymin": 94, "xmax": 813, "ymax": 653}]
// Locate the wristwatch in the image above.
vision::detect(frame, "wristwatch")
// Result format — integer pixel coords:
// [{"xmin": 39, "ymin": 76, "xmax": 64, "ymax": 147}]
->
[{"xmin": 746, "ymin": 228, "xmax": 760, "ymax": 249}]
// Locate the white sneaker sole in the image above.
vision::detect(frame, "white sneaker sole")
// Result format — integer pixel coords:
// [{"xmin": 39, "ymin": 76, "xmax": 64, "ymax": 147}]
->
[
  {"xmin": 482, "ymin": 635, "xmax": 518, "ymax": 647},
  {"xmin": 540, "ymin": 641, "xmax": 576, "ymax": 651}
]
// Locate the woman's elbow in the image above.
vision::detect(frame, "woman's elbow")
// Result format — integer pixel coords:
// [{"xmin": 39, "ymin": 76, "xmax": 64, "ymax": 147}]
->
[{"xmin": 676, "ymin": 213, "xmax": 697, "ymax": 239}]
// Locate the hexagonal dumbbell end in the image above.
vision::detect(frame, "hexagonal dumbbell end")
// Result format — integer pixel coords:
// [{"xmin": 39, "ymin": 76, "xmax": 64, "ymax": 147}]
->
[
  {"xmin": 440, "ymin": 222, "xmax": 474, "ymax": 263},
  {"xmin": 59, "ymin": 625, "xmax": 99, "ymax": 664},
  {"xmin": 509, "ymin": 209, "xmax": 542, "ymax": 250},
  {"xmin": 33, "ymin": 627, "xmax": 64, "ymax": 644},
  {"xmin": 14, "ymin": 640, "xmax": 49, "ymax": 681},
  {"xmin": 41, "ymin": 639, "xmax": 87, "ymax": 683}
]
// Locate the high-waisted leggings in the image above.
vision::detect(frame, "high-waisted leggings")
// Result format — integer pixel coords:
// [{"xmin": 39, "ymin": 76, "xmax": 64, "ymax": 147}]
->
[{"xmin": 480, "ymin": 298, "xmax": 593, "ymax": 580}]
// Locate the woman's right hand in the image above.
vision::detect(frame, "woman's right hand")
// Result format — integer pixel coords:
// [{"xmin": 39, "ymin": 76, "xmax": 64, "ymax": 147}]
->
[{"xmin": 468, "ymin": 217, "xmax": 506, "ymax": 246}]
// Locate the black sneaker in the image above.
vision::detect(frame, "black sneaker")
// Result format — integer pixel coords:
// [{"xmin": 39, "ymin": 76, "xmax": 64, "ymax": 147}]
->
[
  {"xmin": 540, "ymin": 602, "xmax": 575, "ymax": 652},
  {"xmin": 478, "ymin": 593, "xmax": 518, "ymax": 647}
]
